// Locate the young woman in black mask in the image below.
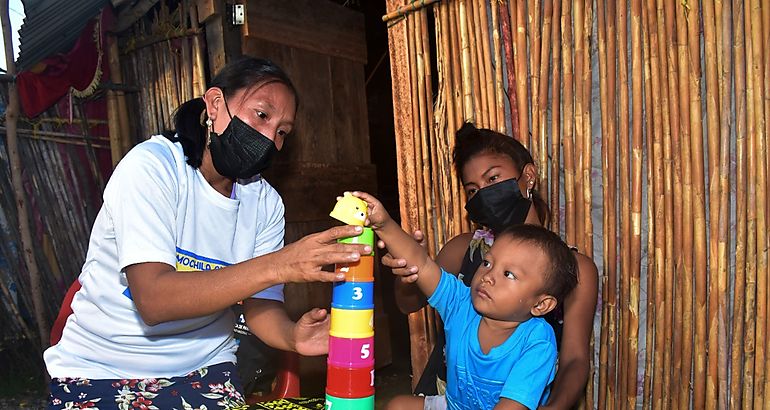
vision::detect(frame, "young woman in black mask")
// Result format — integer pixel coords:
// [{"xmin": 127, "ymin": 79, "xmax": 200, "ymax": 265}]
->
[
  {"xmin": 384, "ymin": 123, "xmax": 598, "ymax": 410},
  {"xmin": 44, "ymin": 57, "xmax": 370, "ymax": 409}
]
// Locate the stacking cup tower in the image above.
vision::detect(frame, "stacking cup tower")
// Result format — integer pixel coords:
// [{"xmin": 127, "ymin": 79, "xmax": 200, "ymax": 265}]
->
[{"xmin": 327, "ymin": 193, "xmax": 375, "ymax": 409}]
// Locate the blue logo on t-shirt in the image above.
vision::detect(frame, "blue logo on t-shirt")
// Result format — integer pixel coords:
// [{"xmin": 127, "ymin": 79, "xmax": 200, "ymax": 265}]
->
[{"xmin": 122, "ymin": 248, "xmax": 231, "ymax": 300}]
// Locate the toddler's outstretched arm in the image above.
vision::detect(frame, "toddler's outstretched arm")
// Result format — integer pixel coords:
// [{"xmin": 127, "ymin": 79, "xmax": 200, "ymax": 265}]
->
[{"xmin": 353, "ymin": 191, "xmax": 442, "ymax": 298}]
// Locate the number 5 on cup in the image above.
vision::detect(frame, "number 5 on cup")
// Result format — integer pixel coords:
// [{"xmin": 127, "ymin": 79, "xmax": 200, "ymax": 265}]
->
[{"xmin": 360, "ymin": 343, "xmax": 371, "ymax": 359}]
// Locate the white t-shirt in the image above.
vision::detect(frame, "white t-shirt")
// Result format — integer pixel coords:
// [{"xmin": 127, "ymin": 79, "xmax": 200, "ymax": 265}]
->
[{"xmin": 44, "ymin": 135, "xmax": 285, "ymax": 379}]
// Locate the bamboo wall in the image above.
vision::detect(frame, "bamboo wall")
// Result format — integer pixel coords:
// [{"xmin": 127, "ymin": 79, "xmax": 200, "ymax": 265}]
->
[
  {"xmin": 120, "ymin": 2, "xmax": 206, "ymax": 141},
  {"xmin": 0, "ymin": 97, "xmax": 111, "ymax": 374},
  {"xmin": 385, "ymin": 0, "xmax": 768, "ymax": 408}
]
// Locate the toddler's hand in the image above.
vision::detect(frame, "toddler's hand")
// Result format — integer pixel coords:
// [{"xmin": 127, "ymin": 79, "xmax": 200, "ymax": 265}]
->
[{"xmin": 351, "ymin": 191, "xmax": 391, "ymax": 229}]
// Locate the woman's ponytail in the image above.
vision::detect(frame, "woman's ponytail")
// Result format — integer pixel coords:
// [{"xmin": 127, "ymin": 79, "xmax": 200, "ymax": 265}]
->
[{"xmin": 162, "ymin": 97, "xmax": 207, "ymax": 168}]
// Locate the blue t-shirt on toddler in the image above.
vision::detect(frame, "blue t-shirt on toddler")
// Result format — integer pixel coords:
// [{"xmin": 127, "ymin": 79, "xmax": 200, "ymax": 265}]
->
[{"xmin": 427, "ymin": 269, "xmax": 558, "ymax": 410}]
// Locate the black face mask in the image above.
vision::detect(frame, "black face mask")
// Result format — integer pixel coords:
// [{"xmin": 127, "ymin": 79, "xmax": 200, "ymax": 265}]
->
[
  {"xmin": 464, "ymin": 178, "xmax": 532, "ymax": 233},
  {"xmin": 208, "ymin": 102, "xmax": 278, "ymax": 180}
]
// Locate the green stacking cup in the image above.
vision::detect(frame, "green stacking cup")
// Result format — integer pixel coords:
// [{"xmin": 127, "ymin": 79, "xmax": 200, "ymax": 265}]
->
[
  {"xmin": 325, "ymin": 393, "xmax": 374, "ymax": 410},
  {"xmin": 338, "ymin": 227, "xmax": 375, "ymax": 255}
]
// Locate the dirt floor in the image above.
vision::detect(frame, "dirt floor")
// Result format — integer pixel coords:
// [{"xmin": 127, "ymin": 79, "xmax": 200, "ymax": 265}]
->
[{"xmin": 0, "ymin": 387, "xmax": 47, "ymax": 409}]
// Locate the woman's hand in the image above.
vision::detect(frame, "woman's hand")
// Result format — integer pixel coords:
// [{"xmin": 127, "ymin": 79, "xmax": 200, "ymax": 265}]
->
[
  {"xmin": 293, "ymin": 308, "xmax": 331, "ymax": 356},
  {"xmin": 271, "ymin": 225, "xmax": 371, "ymax": 284},
  {"xmin": 380, "ymin": 230, "xmax": 424, "ymax": 283}
]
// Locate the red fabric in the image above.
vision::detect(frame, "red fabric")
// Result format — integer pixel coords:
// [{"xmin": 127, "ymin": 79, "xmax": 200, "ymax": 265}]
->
[
  {"xmin": 246, "ymin": 351, "xmax": 301, "ymax": 403},
  {"xmin": 16, "ymin": 8, "xmax": 113, "ymax": 118},
  {"xmin": 50, "ymin": 280, "xmax": 81, "ymax": 346}
]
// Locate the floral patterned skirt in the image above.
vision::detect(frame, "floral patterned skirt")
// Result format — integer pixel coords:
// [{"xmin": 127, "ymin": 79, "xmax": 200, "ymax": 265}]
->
[{"xmin": 48, "ymin": 362, "xmax": 246, "ymax": 409}]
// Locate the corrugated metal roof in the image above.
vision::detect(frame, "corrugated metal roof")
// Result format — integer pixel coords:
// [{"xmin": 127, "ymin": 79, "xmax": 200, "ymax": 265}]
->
[{"xmin": 16, "ymin": 0, "xmax": 109, "ymax": 71}]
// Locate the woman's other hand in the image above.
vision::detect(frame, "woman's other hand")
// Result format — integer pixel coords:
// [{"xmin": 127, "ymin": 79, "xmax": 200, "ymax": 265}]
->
[
  {"xmin": 292, "ymin": 308, "xmax": 330, "ymax": 356},
  {"xmin": 271, "ymin": 225, "xmax": 371, "ymax": 284},
  {"xmin": 380, "ymin": 230, "xmax": 424, "ymax": 283}
]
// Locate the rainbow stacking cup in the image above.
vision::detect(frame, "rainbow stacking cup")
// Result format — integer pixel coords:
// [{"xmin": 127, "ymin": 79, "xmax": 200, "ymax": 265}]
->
[
  {"xmin": 328, "ymin": 335, "xmax": 375, "ymax": 368},
  {"xmin": 338, "ymin": 227, "xmax": 375, "ymax": 255},
  {"xmin": 329, "ymin": 308, "xmax": 374, "ymax": 338},
  {"xmin": 326, "ymin": 364, "xmax": 375, "ymax": 398},
  {"xmin": 332, "ymin": 281, "xmax": 374, "ymax": 310},
  {"xmin": 335, "ymin": 256, "xmax": 374, "ymax": 282},
  {"xmin": 325, "ymin": 394, "xmax": 374, "ymax": 409}
]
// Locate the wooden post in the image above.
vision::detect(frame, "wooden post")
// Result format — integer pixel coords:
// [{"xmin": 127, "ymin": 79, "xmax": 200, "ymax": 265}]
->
[
  {"xmin": 549, "ymin": 0, "xmax": 562, "ymax": 235},
  {"xmin": 0, "ymin": 0, "xmax": 49, "ymax": 350},
  {"xmin": 458, "ymin": 0, "xmax": 473, "ymax": 123},
  {"xmin": 749, "ymin": 0, "xmax": 768, "ymax": 406},
  {"xmin": 731, "ymin": 2, "xmax": 748, "ymax": 408},
  {"xmin": 561, "ymin": 0, "xmax": 576, "ymax": 247},
  {"xmin": 537, "ymin": 0, "xmax": 553, "ymax": 194},
  {"xmin": 105, "ymin": 89, "xmax": 122, "ymax": 166},
  {"xmin": 656, "ymin": 0, "xmax": 675, "ymax": 405},
  {"xmin": 199, "ymin": 0, "xmax": 240, "ymax": 78},
  {"xmin": 490, "ymin": 0, "xmax": 506, "ymax": 133},
  {"xmin": 685, "ymin": 1, "xmax": 708, "ymax": 407},
  {"xmin": 106, "ymin": 35, "xmax": 124, "ymax": 165},
  {"xmin": 662, "ymin": 1, "xmax": 684, "ymax": 407},
  {"xmin": 572, "ymin": 0, "xmax": 585, "ymax": 252},
  {"xmin": 714, "ymin": 0, "xmax": 733, "ymax": 407},
  {"xmin": 701, "ymin": 0, "xmax": 721, "ymax": 404},
  {"xmin": 598, "ymin": 0, "xmax": 618, "ymax": 406},
  {"xmin": 189, "ymin": 3, "xmax": 207, "ymax": 97},
  {"xmin": 385, "ymin": 0, "xmax": 428, "ymax": 391},
  {"xmin": 499, "ymin": 1, "xmax": 519, "ymax": 140},
  {"xmin": 107, "ymin": 34, "xmax": 132, "ymax": 155},
  {"xmin": 513, "ymin": 0, "xmax": 528, "ymax": 146},
  {"xmin": 617, "ymin": 0, "xmax": 631, "ymax": 404},
  {"xmin": 675, "ymin": 1, "xmax": 695, "ymax": 406},
  {"xmin": 628, "ymin": 0, "xmax": 643, "ymax": 407}
]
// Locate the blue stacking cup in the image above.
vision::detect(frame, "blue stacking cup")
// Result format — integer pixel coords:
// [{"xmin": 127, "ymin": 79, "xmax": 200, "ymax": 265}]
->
[{"xmin": 332, "ymin": 281, "xmax": 374, "ymax": 310}]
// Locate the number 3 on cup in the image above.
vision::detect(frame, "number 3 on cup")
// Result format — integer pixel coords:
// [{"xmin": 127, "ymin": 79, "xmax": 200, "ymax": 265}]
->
[
  {"xmin": 360, "ymin": 343, "xmax": 371, "ymax": 359},
  {"xmin": 352, "ymin": 286, "xmax": 363, "ymax": 300}
]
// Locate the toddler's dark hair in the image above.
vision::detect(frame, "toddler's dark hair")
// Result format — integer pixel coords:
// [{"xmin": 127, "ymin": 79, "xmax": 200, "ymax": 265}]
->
[
  {"xmin": 452, "ymin": 122, "xmax": 550, "ymax": 226},
  {"xmin": 497, "ymin": 224, "xmax": 578, "ymax": 306}
]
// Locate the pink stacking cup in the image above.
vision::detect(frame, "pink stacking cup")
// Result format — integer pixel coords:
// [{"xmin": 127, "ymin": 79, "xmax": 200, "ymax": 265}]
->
[{"xmin": 328, "ymin": 335, "xmax": 375, "ymax": 368}]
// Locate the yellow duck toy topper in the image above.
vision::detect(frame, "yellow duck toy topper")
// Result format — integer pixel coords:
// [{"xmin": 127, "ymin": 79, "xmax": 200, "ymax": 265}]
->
[{"xmin": 330, "ymin": 192, "xmax": 368, "ymax": 226}]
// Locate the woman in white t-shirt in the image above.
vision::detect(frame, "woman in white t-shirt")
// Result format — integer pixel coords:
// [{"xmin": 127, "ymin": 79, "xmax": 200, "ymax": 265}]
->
[{"xmin": 44, "ymin": 57, "xmax": 369, "ymax": 409}]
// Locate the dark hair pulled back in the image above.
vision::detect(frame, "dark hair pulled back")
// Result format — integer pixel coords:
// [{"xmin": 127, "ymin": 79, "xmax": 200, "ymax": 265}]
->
[
  {"xmin": 452, "ymin": 122, "xmax": 551, "ymax": 226},
  {"xmin": 162, "ymin": 57, "xmax": 298, "ymax": 168}
]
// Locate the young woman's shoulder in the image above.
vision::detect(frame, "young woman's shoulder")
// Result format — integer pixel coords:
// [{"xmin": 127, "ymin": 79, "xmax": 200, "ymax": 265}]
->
[
  {"xmin": 563, "ymin": 250, "xmax": 598, "ymax": 332},
  {"xmin": 436, "ymin": 232, "xmax": 475, "ymax": 274},
  {"xmin": 573, "ymin": 251, "xmax": 598, "ymax": 284}
]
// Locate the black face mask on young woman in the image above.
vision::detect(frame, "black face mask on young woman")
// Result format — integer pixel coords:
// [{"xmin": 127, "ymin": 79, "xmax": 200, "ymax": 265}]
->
[
  {"xmin": 208, "ymin": 100, "xmax": 278, "ymax": 180},
  {"xmin": 464, "ymin": 178, "xmax": 532, "ymax": 233}
]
